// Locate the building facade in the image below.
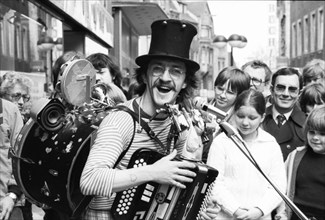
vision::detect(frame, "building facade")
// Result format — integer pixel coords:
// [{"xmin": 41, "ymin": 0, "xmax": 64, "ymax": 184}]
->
[
  {"xmin": 278, "ymin": 0, "xmax": 325, "ymax": 68},
  {"xmin": 0, "ymin": 0, "xmax": 114, "ymax": 99}
]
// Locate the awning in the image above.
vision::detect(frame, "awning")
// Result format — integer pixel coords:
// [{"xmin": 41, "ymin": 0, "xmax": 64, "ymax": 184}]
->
[{"xmin": 112, "ymin": 2, "xmax": 168, "ymax": 36}]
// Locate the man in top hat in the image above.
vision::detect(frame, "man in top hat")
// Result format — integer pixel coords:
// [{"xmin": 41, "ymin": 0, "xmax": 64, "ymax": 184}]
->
[{"xmin": 80, "ymin": 19, "xmax": 219, "ymax": 220}]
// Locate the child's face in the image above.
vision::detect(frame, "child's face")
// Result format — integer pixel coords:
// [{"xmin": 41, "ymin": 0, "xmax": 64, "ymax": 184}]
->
[
  {"xmin": 235, "ymin": 105, "xmax": 265, "ymax": 139},
  {"xmin": 307, "ymin": 130, "xmax": 325, "ymax": 154}
]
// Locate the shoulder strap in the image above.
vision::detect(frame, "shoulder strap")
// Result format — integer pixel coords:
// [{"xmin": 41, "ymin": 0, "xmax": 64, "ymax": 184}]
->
[
  {"xmin": 114, "ymin": 105, "xmax": 166, "ymax": 150},
  {"xmin": 112, "ymin": 105, "xmax": 137, "ymax": 168}
]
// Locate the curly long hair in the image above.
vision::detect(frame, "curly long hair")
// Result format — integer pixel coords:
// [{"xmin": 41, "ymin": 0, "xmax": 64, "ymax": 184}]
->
[{"xmin": 134, "ymin": 59, "xmax": 198, "ymax": 104}]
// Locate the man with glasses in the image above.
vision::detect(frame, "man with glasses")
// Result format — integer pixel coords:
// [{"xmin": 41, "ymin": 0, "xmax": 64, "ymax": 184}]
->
[
  {"xmin": 242, "ymin": 60, "xmax": 272, "ymax": 106},
  {"xmin": 262, "ymin": 67, "xmax": 306, "ymax": 160},
  {"xmin": 1, "ymin": 72, "xmax": 32, "ymax": 123},
  {"xmin": 80, "ymin": 19, "xmax": 219, "ymax": 220},
  {"xmin": 0, "ymin": 72, "xmax": 33, "ymax": 219}
]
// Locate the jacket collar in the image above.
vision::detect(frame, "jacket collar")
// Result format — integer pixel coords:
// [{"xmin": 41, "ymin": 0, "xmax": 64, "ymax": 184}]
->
[{"xmin": 265, "ymin": 104, "xmax": 306, "ymax": 127}]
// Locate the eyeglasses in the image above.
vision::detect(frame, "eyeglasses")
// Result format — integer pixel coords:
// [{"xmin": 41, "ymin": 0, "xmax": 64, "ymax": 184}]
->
[
  {"xmin": 150, "ymin": 64, "xmax": 185, "ymax": 80},
  {"xmin": 250, "ymin": 77, "xmax": 266, "ymax": 86},
  {"xmin": 274, "ymin": 84, "xmax": 299, "ymax": 96},
  {"xmin": 8, "ymin": 93, "xmax": 30, "ymax": 102},
  {"xmin": 215, "ymin": 86, "xmax": 237, "ymax": 97}
]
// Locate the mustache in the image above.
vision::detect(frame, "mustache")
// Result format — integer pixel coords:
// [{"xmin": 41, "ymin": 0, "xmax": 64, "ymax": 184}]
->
[{"xmin": 154, "ymin": 79, "xmax": 175, "ymax": 90}]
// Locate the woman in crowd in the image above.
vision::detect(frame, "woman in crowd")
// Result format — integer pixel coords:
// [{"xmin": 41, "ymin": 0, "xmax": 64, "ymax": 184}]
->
[
  {"xmin": 201, "ymin": 66, "xmax": 250, "ymax": 162},
  {"xmin": 276, "ymin": 105, "xmax": 325, "ymax": 220},
  {"xmin": 299, "ymin": 83, "xmax": 325, "ymax": 116},
  {"xmin": 207, "ymin": 89, "xmax": 286, "ymax": 220}
]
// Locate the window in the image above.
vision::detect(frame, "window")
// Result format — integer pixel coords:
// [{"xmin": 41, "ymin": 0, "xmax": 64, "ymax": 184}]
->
[
  {"xmin": 269, "ymin": 4, "xmax": 275, "ymax": 12},
  {"xmin": 15, "ymin": 24, "xmax": 22, "ymax": 59},
  {"xmin": 317, "ymin": 7, "xmax": 324, "ymax": 50},
  {"xmin": 269, "ymin": 15, "xmax": 275, "ymax": 23},
  {"xmin": 297, "ymin": 19, "xmax": 302, "ymax": 56},
  {"xmin": 0, "ymin": 21, "xmax": 4, "ymax": 55},
  {"xmin": 269, "ymin": 38, "xmax": 275, "ymax": 47},
  {"xmin": 269, "ymin": 26, "xmax": 276, "ymax": 35},
  {"xmin": 311, "ymin": 11, "xmax": 316, "ymax": 52},
  {"xmin": 200, "ymin": 27, "xmax": 209, "ymax": 38},
  {"xmin": 292, "ymin": 22, "xmax": 297, "ymax": 57},
  {"xmin": 22, "ymin": 27, "xmax": 28, "ymax": 60},
  {"xmin": 303, "ymin": 15, "xmax": 309, "ymax": 53}
]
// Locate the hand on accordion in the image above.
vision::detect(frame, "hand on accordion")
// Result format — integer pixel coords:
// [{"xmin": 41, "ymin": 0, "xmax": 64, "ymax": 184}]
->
[
  {"xmin": 149, "ymin": 149, "xmax": 197, "ymax": 189},
  {"xmin": 199, "ymin": 197, "xmax": 221, "ymax": 220}
]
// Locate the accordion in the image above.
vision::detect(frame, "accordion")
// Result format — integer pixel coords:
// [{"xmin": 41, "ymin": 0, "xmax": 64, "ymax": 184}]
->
[{"xmin": 111, "ymin": 148, "xmax": 219, "ymax": 220}]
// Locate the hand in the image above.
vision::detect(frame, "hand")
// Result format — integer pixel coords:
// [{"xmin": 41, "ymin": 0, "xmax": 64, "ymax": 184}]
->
[
  {"xmin": 236, "ymin": 207, "xmax": 263, "ymax": 220},
  {"xmin": 275, "ymin": 213, "xmax": 288, "ymax": 220},
  {"xmin": 0, "ymin": 196, "xmax": 15, "ymax": 220},
  {"xmin": 150, "ymin": 149, "xmax": 196, "ymax": 189},
  {"xmin": 234, "ymin": 207, "xmax": 249, "ymax": 219},
  {"xmin": 199, "ymin": 198, "xmax": 221, "ymax": 220}
]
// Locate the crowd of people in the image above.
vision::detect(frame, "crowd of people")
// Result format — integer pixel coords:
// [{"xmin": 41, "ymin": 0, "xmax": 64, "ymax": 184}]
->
[{"xmin": 0, "ymin": 18, "xmax": 324, "ymax": 220}]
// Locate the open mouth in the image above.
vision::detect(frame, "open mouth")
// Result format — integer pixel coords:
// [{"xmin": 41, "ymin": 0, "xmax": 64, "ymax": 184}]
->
[{"xmin": 157, "ymin": 85, "xmax": 172, "ymax": 93}]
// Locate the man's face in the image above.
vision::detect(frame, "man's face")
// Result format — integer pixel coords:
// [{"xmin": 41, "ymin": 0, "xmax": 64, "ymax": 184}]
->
[
  {"xmin": 271, "ymin": 74, "xmax": 300, "ymax": 113},
  {"xmin": 96, "ymin": 68, "xmax": 113, "ymax": 85},
  {"xmin": 4, "ymin": 83, "xmax": 30, "ymax": 112},
  {"xmin": 144, "ymin": 59, "xmax": 187, "ymax": 108},
  {"xmin": 243, "ymin": 66, "xmax": 266, "ymax": 92}
]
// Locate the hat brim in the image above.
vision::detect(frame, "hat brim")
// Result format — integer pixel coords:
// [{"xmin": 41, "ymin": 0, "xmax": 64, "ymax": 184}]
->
[{"xmin": 135, "ymin": 54, "xmax": 200, "ymax": 73}]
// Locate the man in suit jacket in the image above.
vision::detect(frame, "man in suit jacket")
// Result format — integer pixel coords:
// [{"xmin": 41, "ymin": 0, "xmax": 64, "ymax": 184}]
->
[{"xmin": 262, "ymin": 67, "xmax": 306, "ymax": 160}]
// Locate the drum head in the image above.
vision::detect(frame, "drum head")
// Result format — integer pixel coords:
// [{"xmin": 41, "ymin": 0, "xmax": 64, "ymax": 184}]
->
[
  {"xmin": 59, "ymin": 59, "xmax": 96, "ymax": 107},
  {"xmin": 12, "ymin": 118, "xmax": 99, "ymax": 215}
]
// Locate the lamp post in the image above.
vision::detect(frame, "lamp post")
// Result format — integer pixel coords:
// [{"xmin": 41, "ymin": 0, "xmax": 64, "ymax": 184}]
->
[{"xmin": 213, "ymin": 34, "xmax": 247, "ymax": 66}]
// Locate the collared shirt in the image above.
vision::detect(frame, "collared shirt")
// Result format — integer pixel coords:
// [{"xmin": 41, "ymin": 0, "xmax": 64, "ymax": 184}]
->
[{"xmin": 272, "ymin": 105, "xmax": 293, "ymax": 126}]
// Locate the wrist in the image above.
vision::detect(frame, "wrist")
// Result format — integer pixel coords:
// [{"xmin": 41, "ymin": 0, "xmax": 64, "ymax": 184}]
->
[{"xmin": 6, "ymin": 192, "xmax": 18, "ymax": 203}]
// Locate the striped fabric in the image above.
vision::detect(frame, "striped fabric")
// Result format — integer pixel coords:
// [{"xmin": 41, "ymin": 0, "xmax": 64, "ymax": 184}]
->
[{"xmin": 80, "ymin": 99, "xmax": 188, "ymax": 219}]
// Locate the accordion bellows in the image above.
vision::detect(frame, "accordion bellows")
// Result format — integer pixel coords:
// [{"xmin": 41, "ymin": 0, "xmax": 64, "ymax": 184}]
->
[{"xmin": 111, "ymin": 148, "xmax": 219, "ymax": 220}]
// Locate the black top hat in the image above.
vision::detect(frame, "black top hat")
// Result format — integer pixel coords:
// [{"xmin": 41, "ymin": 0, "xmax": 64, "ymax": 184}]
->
[{"xmin": 135, "ymin": 19, "xmax": 200, "ymax": 73}]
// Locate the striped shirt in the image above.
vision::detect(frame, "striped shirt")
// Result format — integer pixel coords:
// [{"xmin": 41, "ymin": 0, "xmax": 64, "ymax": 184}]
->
[{"xmin": 80, "ymin": 98, "xmax": 187, "ymax": 213}]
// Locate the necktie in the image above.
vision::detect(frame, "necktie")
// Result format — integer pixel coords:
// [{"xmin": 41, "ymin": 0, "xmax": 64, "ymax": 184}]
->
[{"xmin": 277, "ymin": 114, "xmax": 286, "ymax": 128}]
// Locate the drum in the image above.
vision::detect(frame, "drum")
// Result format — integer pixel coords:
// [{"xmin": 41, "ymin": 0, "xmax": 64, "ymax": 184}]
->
[
  {"xmin": 12, "ymin": 115, "xmax": 104, "ymax": 216},
  {"xmin": 58, "ymin": 58, "xmax": 96, "ymax": 107}
]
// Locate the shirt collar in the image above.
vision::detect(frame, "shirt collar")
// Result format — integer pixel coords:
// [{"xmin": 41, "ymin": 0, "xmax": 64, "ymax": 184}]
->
[{"xmin": 272, "ymin": 105, "xmax": 293, "ymax": 122}]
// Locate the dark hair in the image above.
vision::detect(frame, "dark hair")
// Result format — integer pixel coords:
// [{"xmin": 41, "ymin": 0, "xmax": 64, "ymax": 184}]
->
[
  {"xmin": 234, "ymin": 89, "xmax": 266, "ymax": 116},
  {"xmin": 134, "ymin": 58, "xmax": 198, "ymax": 103},
  {"xmin": 86, "ymin": 53, "xmax": 123, "ymax": 88},
  {"xmin": 241, "ymin": 60, "xmax": 272, "ymax": 83},
  {"xmin": 271, "ymin": 67, "xmax": 303, "ymax": 90},
  {"xmin": 299, "ymin": 83, "xmax": 325, "ymax": 113},
  {"xmin": 302, "ymin": 59, "xmax": 325, "ymax": 85},
  {"xmin": 52, "ymin": 51, "xmax": 84, "ymax": 86},
  {"xmin": 304, "ymin": 105, "xmax": 325, "ymax": 148},
  {"xmin": 214, "ymin": 66, "xmax": 250, "ymax": 95}
]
